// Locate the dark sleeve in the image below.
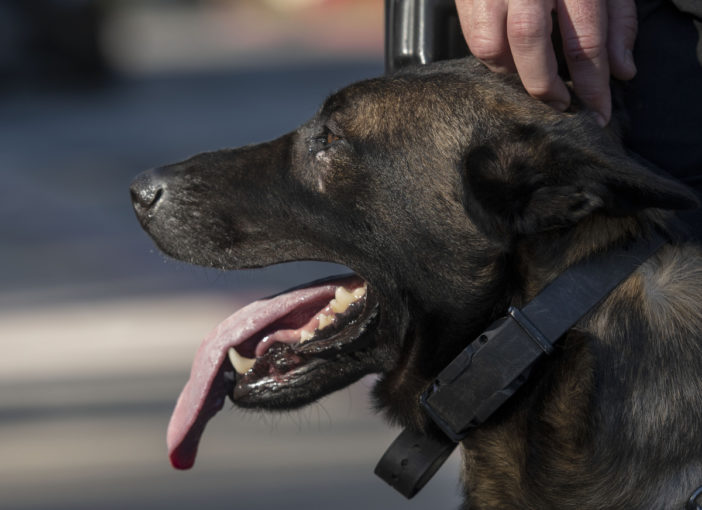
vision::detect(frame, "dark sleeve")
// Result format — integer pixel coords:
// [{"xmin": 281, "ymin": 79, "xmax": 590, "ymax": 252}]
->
[
  {"xmin": 621, "ymin": 0, "xmax": 702, "ymax": 191},
  {"xmin": 670, "ymin": 0, "xmax": 702, "ymax": 63},
  {"xmin": 670, "ymin": 0, "xmax": 702, "ymax": 19}
]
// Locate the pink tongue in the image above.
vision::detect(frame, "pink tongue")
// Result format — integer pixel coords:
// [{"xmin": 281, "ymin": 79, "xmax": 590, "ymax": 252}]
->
[{"xmin": 166, "ymin": 276, "xmax": 360, "ymax": 469}]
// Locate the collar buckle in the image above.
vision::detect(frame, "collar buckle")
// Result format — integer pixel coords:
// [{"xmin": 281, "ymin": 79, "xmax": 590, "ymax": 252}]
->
[{"xmin": 421, "ymin": 306, "xmax": 551, "ymax": 441}]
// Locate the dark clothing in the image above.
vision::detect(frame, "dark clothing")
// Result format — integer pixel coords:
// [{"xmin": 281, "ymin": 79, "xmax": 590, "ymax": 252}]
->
[
  {"xmin": 671, "ymin": 0, "xmax": 702, "ymax": 63},
  {"xmin": 619, "ymin": 0, "xmax": 702, "ymax": 194}
]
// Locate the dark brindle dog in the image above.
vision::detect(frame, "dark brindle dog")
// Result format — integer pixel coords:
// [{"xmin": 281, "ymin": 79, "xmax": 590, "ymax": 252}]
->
[{"xmin": 130, "ymin": 57, "xmax": 702, "ymax": 509}]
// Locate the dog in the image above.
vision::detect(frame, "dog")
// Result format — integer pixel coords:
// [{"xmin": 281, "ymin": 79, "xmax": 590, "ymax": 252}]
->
[{"xmin": 130, "ymin": 57, "xmax": 702, "ymax": 509}]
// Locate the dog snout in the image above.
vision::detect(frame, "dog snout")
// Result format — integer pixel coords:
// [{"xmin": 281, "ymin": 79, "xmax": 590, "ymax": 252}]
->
[{"xmin": 130, "ymin": 168, "xmax": 166, "ymax": 219}]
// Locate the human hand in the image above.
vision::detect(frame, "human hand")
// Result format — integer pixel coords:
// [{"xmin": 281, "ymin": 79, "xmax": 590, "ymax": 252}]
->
[{"xmin": 455, "ymin": 0, "xmax": 638, "ymax": 126}]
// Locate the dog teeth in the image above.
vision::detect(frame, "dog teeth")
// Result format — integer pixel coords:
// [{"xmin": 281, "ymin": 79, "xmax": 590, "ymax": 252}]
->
[
  {"xmin": 299, "ymin": 330, "xmax": 315, "ymax": 343},
  {"xmin": 243, "ymin": 284, "xmax": 367, "ymax": 350},
  {"xmin": 353, "ymin": 285, "xmax": 367, "ymax": 299},
  {"xmin": 329, "ymin": 300, "xmax": 344, "ymax": 314},
  {"xmin": 330, "ymin": 285, "xmax": 367, "ymax": 314},
  {"xmin": 317, "ymin": 313, "xmax": 334, "ymax": 330},
  {"xmin": 331, "ymin": 287, "xmax": 354, "ymax": 313},
  {"xmin": 313, "ymin": 284, "xmax": 367, "ymax": 334},
  {"xmin": 228, "ymin": 347, "xmax": 256, "ymax": 375}
]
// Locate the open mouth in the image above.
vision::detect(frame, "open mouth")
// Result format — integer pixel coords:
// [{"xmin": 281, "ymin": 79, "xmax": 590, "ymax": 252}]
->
[{"xmin": 167, "ymin": 273, "xmax": 379, "ymax": 470}]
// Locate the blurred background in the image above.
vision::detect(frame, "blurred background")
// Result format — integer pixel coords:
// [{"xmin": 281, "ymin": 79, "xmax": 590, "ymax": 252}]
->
[{"xmin": 0, "ymin": 0, "xmax": 462, "ymax": 508}]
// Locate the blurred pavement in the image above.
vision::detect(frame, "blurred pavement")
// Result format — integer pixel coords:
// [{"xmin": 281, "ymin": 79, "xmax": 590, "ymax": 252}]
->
[{"xmin": 0, "ymin": 57, "xmax": 462, "ymax": 509}]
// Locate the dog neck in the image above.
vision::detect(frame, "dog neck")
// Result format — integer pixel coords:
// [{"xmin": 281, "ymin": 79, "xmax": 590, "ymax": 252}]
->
[
  {"xmin": 459, "ymin": 210, "xmax": 702, "ymax": 509},
  {"xmin": 377, "ymin": 209, "xmax": 679, "ymax": 501},
  {"xmin": 511, "ymin": 211, "xmax": 673, "ymax": 305}
]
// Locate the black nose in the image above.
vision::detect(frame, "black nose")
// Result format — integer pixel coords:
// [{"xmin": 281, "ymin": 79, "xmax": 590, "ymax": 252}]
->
[{"xmin": 130, "ymin": 169, "xmax": 166, "ymax": 219}]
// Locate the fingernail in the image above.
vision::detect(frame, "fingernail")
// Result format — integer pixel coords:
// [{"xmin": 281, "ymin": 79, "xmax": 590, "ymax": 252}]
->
[{"xmin": 546, "ymin": 101, "xmax": 568, "ymax": 112}]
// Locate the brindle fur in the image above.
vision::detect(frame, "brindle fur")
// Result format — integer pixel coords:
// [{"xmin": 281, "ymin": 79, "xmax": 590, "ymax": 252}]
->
[{"xmin": 131, "ymin": 57, "xmax": 702, "ymax": 509}]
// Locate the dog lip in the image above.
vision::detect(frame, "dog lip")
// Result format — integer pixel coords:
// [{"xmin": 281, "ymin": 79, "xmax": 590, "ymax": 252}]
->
[
  {"xmin": 166, "ymin": 273, "xmax": 370, "ymax": 470},
  {"xmin": 230, "ymin": 345, "xmax": 326, "ymax": 401}
]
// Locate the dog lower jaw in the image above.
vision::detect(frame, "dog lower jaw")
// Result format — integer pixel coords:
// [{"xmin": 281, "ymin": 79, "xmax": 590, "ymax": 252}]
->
[{"xmin": 228, "ymin": 342, "xmax": 381, "ymax": 410}]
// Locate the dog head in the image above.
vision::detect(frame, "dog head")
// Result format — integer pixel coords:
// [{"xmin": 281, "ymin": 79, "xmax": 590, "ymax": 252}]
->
[{"xmin": 130, "ymin": 58, "xmax": 697, "ymax": 469}]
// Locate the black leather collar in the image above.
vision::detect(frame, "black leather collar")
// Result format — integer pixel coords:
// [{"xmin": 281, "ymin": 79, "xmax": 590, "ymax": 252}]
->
[{"xmin": 375, "ymin": 231, "xmax": 668, "ymax": 499}]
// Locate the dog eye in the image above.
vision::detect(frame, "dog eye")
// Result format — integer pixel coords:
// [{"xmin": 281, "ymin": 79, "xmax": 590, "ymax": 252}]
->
[
  {"xmin": 326, "ymin": 132, "xmax": 341, "ymax": 145},
  {"xmin": 309, "ymin": 130, "xmax": 343, "ymax": 153}
]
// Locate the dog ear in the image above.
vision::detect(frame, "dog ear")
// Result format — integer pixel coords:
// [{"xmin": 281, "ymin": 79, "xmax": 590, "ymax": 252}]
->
[{"xmin": 461, "ymin": 122, "xmax": 699, "ymax": 236}]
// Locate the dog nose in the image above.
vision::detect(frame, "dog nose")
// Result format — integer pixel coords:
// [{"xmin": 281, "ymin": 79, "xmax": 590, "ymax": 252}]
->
[{"xmin": 130, "ymin": 169, "xmax": 166, "ymax": 218}]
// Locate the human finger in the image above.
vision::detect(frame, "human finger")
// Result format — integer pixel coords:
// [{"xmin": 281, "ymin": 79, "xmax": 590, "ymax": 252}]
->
[
  {"xmin": 457, "ymin": 0, "xmax": 516, "ymax": 73},
  {"xmin": 558, "ymin": 0, "xmax": 611, "ymax": 125},
  {"xmin": 507, "ymin": 0, "xmax": 571, "ymax": 111}
]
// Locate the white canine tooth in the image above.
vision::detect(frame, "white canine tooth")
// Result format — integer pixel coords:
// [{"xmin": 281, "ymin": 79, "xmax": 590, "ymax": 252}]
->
[
  {"xmin": 317, "ymin": 313, "xmax": 334, "ymax": 330},
  {"xmin": 300, "ymin": 330, "xmax": 315, "ymax": 343},
  {"xmin": 228, "ymin": 347, "xmax": 256, "ymax": 375}
]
